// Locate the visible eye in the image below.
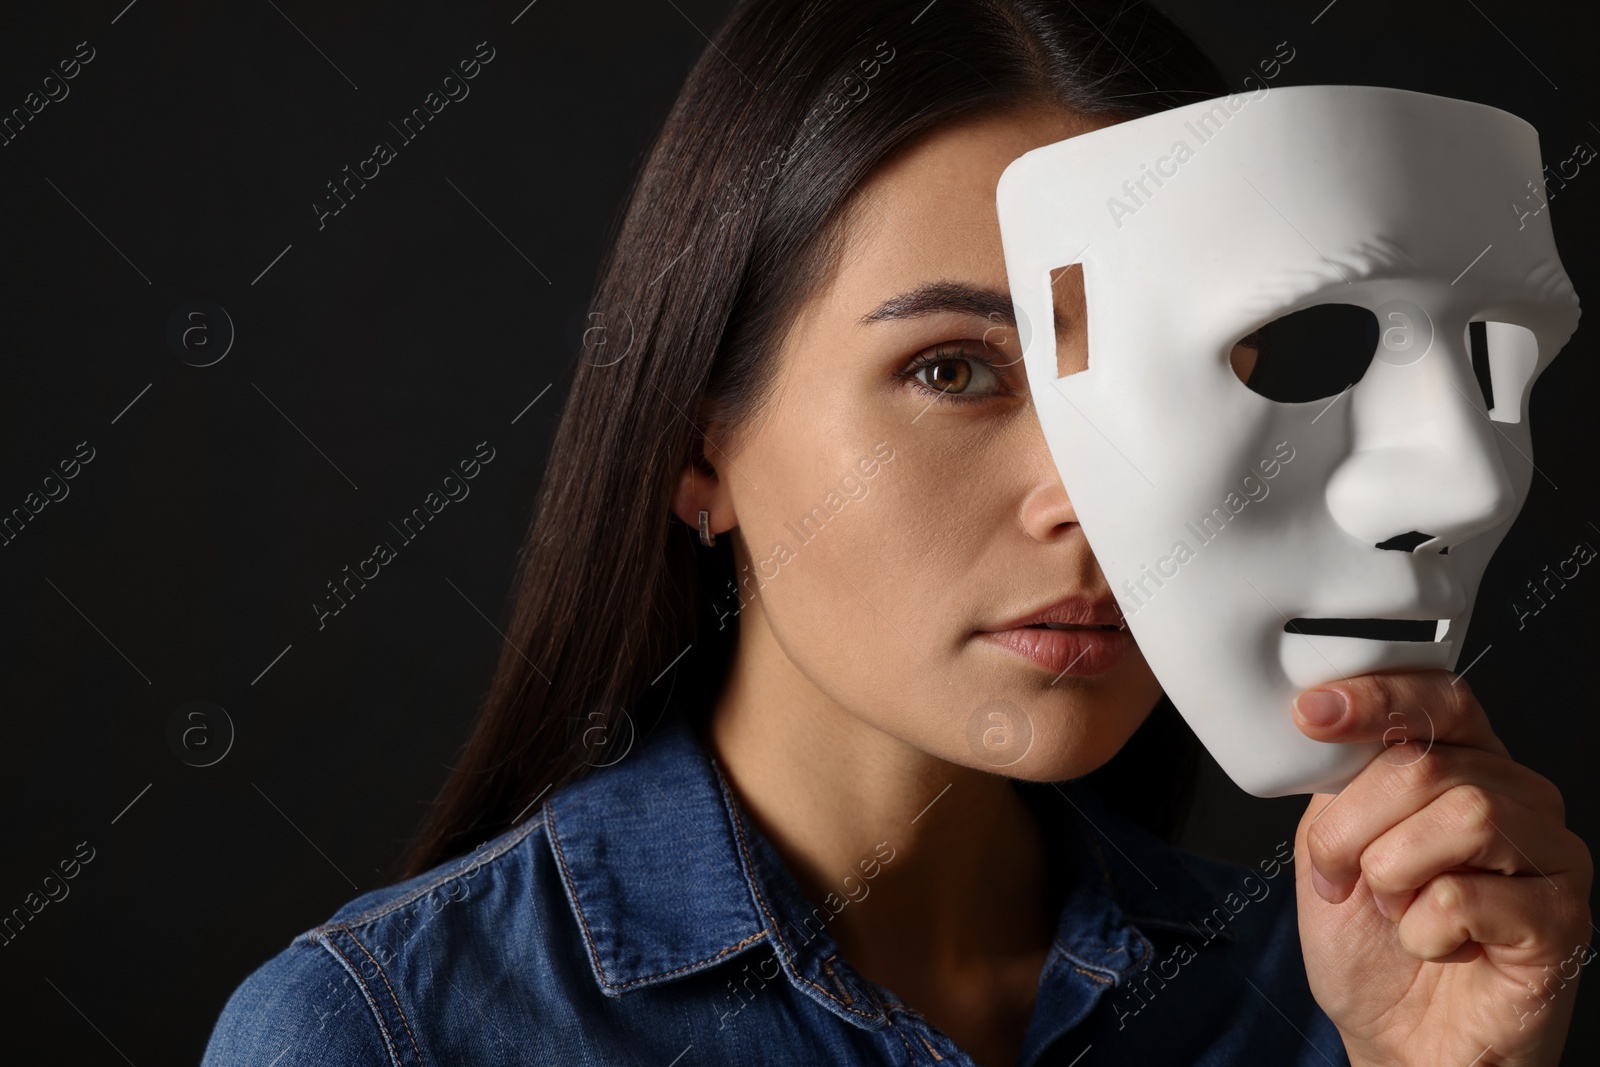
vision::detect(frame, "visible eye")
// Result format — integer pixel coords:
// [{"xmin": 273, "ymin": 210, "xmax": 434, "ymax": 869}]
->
[
  {"xmin": 898, "ymin": 343, "xmax": 1008, "ymax": 403},
  {"xmin": 1231, "ymin": 330, "xmax": 1264, "ymax": 384}
]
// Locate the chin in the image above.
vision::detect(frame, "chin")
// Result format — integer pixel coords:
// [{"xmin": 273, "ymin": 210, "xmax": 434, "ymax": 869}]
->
[
  {"xmin": 951, "ymin": 694, "xmax": 1146, "ymax": 782},
  {"xmin": 1004, "ymin": 739, "xmax": 1130, "ymax": 783}
]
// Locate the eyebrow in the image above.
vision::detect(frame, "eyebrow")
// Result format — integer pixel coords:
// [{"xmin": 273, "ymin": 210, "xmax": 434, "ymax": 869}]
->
[{"xmin": 858, "ymin": 281, "xmax": 1021, "ymax": 326}]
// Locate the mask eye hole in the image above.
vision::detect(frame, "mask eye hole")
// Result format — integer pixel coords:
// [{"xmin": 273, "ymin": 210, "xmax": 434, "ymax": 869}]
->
[
  {"xmin": 1233, "ymin": 303, "xmax": 1380, "ymax": 403},
  {"xmin": 1466, "ymin": 320, "xmax": 1539, "ymax": 424}
]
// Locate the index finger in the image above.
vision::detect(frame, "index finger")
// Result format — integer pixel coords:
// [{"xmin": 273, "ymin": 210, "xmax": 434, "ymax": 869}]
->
[{"xmin": 1292, "ymin": 668, "xmax": 1509, "ymax": 759}]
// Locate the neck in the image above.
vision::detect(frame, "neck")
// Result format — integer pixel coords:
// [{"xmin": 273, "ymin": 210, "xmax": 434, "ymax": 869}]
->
[{"xmin": 704, "ymin": 607, "xmax": 1055, "ymax": 979}]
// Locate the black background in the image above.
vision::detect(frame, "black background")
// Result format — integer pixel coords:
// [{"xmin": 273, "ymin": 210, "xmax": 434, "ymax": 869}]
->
[{"xmin": 0, "ymin": 1, "xmax": 1594, "ymax": 1063}]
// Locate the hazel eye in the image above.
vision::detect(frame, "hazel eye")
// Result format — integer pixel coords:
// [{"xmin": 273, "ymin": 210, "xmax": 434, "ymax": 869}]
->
[{"xmin": 902, "ymin": 345, "xmax": 1006, "ymax": 400}]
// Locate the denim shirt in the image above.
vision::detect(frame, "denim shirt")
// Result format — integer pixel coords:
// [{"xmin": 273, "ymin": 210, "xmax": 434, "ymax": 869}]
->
[{"xmin": 202, "ymin": 711, "xmax": 1349, "ymax": 1066}]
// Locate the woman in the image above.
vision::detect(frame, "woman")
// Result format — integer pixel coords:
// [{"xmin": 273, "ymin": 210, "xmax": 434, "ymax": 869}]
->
[{"xmin": 203, "ymin": 1, "xmax": 1592, "ymax": 1064}]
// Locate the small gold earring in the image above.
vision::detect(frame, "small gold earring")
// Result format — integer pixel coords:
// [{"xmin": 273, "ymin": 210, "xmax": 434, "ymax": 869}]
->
[{"xmin": 697, "ymin": 509, "xmax": 716, "ymax": 547}]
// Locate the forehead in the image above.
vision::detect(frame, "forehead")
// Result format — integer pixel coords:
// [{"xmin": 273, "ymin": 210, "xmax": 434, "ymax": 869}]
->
[{"xmin": 825, "ymin": 107, "xmax": 1121, "ymax": 307}]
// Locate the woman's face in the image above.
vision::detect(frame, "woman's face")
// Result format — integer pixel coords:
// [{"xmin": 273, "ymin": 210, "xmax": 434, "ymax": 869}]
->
[{"xmin": 705, "ymin": 106, "xmax": 1256, "ymax": 780}]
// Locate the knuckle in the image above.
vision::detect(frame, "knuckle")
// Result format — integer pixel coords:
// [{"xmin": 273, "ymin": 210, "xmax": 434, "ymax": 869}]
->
[
  {"xmin": 1306, "ymin": 817, "xmax": 1351, "ymax": 870},
  {"xmin": 1385, "ymin": 745, "xmax": 1449, "ymax": 796},
  {"xmin": 1369, "ymin": 686, "xmax": 1437, "ymax": 749},
  {"xmin": 1444, "ymin": 782, "xmax": 1497, "ymax": 833},
  {"xmin": 1360, "ymin": 841, "xmax": 1406, "ymax": 894},
  {"xmin": 1425, "ymin": 872, "xmax": 1475, "ymax": 926},
  {"xmin": 1349, "ymin": 674, "xmax": 1393, "ymax": 721},
  {"xmin": 1519, "ymin": 888, "xmax": 1581, "ymax": 958}
]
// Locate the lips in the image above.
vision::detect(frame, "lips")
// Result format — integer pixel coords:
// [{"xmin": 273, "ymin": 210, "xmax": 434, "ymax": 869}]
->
[
  {"xmin": 982, "ymin": 594, "xmax": 1125, "ymax": 632},
  {"xmin": 977, "ymin": 594, "xmax": 1130, "ymax": 675},
  {"xmin": 979, "ymin": 626, "xmax": 1130, "ymax": 675}
]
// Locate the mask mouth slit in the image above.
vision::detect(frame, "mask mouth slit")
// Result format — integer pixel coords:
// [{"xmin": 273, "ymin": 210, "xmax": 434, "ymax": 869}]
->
[
  {"xmin": 1285, "ymin": 618, "xmax": 1443, "ymax": 642},
  {"xmin": 1375, "ymin": 531, "xmax": 1436, "ymax": 552}
]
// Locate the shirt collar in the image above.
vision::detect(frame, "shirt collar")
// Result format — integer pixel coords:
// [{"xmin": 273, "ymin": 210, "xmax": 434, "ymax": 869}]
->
[
  {"xmin": 1016, "ymin": 775, "xmax": 1237, "ymax": 984},
  {"xmin": 545, "ymin": 709, "xmax": 1230, "ymax": 1026},
  {"xmin": 544, "ymin": 710, "xmax": 771, "ymax": 996}
]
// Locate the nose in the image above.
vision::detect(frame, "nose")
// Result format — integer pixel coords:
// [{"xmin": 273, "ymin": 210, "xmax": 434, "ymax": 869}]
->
[
  {"xmin": 1018, "ymin": 409, "xmax": 1079, "ymax": 542},
  {"xmin": 1324, "ymin": 328, "xmax": 1519, "ymax": 549}
]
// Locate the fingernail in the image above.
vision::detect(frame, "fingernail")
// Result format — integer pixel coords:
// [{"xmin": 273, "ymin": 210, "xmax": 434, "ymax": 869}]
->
[
  {"xmin": 1372, "ymin": 893, "xmax": 1400, "ymax": 923},
  {"xmin": 1296, "ymin": 688, "xmax": 1346, "ymax": 728},
  {"xmin": 1309, "ymin": 865, "xmax": 1337, "ymax": 902}
]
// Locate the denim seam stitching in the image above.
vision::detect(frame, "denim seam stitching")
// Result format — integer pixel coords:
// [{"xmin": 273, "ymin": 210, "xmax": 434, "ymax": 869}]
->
[
  {"xmin": 1071, "ymin": 964, "xmax": 1113, "ymax": 985},
  {"xmin": 338, "ymin": 924, "xmax": 425, "ymax": 1067},
  {"xmin": 889, "ymin": 1023, "xmax": 919, "ymax": 1065},
  {"xmin": 820, "ymin": 954, "xmax": 855, "ymax": 1005},
  {"xmin": 1053, "ymin": 932, "xmax": 1151, "ymax": 981},
  {"xmin": 714, "ymin": 759, "xmax": 881, "ymax": 1022},
  {"xmin": 1058, "ymin": 805, "xmax": 1167, "ymax": 977},
  {"xmin": 1053, "ymin": 937, "xmax": 1122, "ymax": 983},
  {"xmin": 547, "ymin": 798, "xmax": 771, "ymax": 991},
  {"xmin": 326, "ymin": 814, "xmax": 547, "ymax": 932},
  {"xmin": 878, "ymin": 994, "xmax": 926, "ymax": 1023},
  {"xmin": 313, "ymin": 930, "xmax": 405, "ymax": 1067}
]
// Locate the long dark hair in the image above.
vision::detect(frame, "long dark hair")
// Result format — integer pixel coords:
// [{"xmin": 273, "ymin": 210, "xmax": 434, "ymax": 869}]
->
[{"xmin": 403, "ymin": 0, "xmax": 1225, "ymax": 877}]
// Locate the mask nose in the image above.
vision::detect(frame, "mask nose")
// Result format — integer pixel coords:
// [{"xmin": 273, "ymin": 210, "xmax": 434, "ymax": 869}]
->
[{"xmin": 1324, "ymin": 329, "xmax": 1519, "ymax": 550}]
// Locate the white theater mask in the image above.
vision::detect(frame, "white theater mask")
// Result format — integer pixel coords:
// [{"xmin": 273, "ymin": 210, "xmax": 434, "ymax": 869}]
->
[{"xmin": 995, "ymin": 85, "xmax": 1582, "ymax": 796}]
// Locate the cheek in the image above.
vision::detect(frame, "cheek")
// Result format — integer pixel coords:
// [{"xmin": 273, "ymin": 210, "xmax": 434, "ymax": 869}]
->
[
  {"xmin": 732, "ymin": 424, "xmax": 989, "ymax": 724},
  {"xmin": 765, "ymin": 435, "xmax": 992, "ymax": 643},
  {"xmin": 741, "ymin": 443, "xmax": 940, "ymax": 627}
]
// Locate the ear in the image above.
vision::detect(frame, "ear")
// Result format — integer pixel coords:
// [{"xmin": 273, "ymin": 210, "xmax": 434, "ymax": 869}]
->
[{"xmin": 670, "ymin": 442, "xmax": 737, "ymax": 540}]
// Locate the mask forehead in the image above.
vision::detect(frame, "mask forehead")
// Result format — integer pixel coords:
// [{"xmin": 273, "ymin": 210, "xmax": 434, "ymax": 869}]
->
[{"xmin": 999, "ymin": 85, "xmax": 1579, "ymax": 378}]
